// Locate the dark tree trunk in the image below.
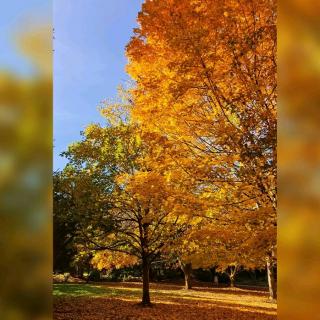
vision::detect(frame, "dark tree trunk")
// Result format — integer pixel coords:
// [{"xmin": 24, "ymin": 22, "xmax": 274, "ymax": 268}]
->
[
  {"xmin": 267, "ymin": 257, "xmax": 277, "ymax": 300},
  {"xmin": 210, "ymin": 267, "xmax": 219, "ymax": 286},
  {"xmin": 142, "ymin": 256, "xmax": 151, "ymax": 306},
  {"xmin": 181, "ymin": 262, "xmax": 192, "ymax": 289},
  {"xmin": 75, "ymin": 265, "xmax": 84, "ymax": 279}
]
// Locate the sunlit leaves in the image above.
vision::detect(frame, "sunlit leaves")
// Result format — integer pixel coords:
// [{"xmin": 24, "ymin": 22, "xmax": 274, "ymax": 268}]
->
[{"xmin": 126, "ymin": 0, "xmax": 277, "ymax": 274}]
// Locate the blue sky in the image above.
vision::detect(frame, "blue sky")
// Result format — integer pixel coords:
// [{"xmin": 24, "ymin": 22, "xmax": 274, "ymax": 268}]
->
[{"xmin": 54, "ymin": 0, "xmax": 143, "ymax": 170}]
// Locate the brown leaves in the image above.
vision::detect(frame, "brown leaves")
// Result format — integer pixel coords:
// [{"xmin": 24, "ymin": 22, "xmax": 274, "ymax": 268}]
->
[
  {"xmin": 91, "ymin": 251, "xmax": 138, "ymax": 270},
  {"xmin": 53, "ymin": 282, "xmax": 277, "ymax": 320}
]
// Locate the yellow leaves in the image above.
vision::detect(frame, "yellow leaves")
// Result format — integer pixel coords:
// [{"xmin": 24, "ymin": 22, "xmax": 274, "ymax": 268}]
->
[
  {"xmin": 164, "ymin": 171, "xmax": 172, "ymax": 182},
  {"xmin": 61, "ymin": 0, "xmax": 276, "ymax": 277},
  {"xmin": 83, "ymin": 123, "xmax": 102, "ymax": 141},
  {"xmin": 135, "ymin": 133, "xmax": 142, "ymax": 147},
  {"xmin": 99, "ymin": 86, "xmax": 132, "ymax": 126},
  {"xmin": 115, "ymin": 173, "xmax": 129, "ymax": 185},
  {"xmin": 91, "ymin": 251, "xmax": 138, "ymax": 270},
  {"xmin": 126, "ymin": 171, "xmax": 165, "ymax": 195},
  {"xmin": 100, "ymin": 102, "xmax": 129, "ymax": 126}
]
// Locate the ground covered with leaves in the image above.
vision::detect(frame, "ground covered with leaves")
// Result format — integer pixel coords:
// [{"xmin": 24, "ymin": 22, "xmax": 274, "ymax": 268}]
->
[{"xmin": 53, "ymin": 282, "xmax": 277, "ymax": 319}]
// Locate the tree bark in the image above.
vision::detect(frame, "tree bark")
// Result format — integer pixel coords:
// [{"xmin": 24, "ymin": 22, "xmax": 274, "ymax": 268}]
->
[
  {"xmin": 230, "ymin": 275, "xmax": 235, "ymax": 288},
  {"xmin": 141, "ymin": 256, "xmax": 151, "ymax": 306},
  {"xmin": 213, "ymin": 275, "xmax": 219, "ymax": 286},
  {"xmin": 266, "ymin": 257, "xmax": 277, "ymax": 300},
  {"xmin": 210, "ymin": 267, "xmax": 219, "ymax": 286},
  {"xmin": 181, "ymin": 262, "xmax": 192, "ymax": 289},
  {"xmin": 228, "ymin": 265, "xmax": 238, "ymax": 288}
]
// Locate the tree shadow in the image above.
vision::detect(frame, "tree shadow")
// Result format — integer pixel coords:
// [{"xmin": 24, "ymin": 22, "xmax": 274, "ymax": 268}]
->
[{"xmin": 191, "ymin": 286, "xmax": 269, "ymax": 297}]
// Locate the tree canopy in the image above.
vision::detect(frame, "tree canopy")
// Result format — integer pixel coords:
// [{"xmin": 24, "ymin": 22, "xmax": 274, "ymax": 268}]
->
[{"xmin": 54, "ymin": 0, "xmax": 277, "ymax": 303}]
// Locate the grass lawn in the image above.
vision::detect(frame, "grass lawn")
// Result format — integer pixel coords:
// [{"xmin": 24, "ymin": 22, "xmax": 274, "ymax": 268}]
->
[{"xmin": 53, "ymin": 282, "xmax": 277, "ymax": 320}]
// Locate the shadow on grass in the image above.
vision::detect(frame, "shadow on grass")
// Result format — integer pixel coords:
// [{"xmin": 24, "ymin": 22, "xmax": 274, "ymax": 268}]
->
[
  {"xmin": 53, "ymin": 283, "xmax": 271, "ymax": 302},
  {"xmin": 53, "ymin": 283, "xmax": 275, "ymax": 315},
  {"xmin": 191, "ymin": 286, "xmax": 268, "ymax": 297}
]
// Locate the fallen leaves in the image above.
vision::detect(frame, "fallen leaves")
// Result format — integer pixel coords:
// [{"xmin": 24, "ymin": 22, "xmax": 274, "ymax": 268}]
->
[{"xmin": 53, "ymin": 282, "xmax": 277, "ymax": 320}]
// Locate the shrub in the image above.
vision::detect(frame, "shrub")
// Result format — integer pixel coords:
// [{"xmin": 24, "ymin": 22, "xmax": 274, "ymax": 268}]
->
[{"xmin": 88, "ymin": 270, "xmax": 101, "ymax": 282}]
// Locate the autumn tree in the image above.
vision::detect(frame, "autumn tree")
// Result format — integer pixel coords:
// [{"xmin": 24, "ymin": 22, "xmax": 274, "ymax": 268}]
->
[
  {"xmin": 165, "ymin": 221, "xmax": 217, "ymax": 290},
  {"xmin": 126, "ymin": 0, "xmax": 277, "ymax": 299},
  {"xmin": 53, "ymin": 167, "xmax": 112, "ymax": 276},
  {"xmin": 53, "ymin": 171, "xmax": 77, "ymax": 273},
  {"xmin": 61, "ymin": 95, "xmax": 202, "ymax": 305}
]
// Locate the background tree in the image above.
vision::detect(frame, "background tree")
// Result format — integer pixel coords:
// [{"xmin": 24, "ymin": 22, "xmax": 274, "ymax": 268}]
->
[
  {"xmin": 53, "ymin": 171, "xmax": 77, "ymax": 274},
  {"xmin": 60, "ymin": 97, "xmax": 202, "ymax": 305},
  {"xmin": 53, "ymin": 165, "xmax": 112, "ymax": 276}
]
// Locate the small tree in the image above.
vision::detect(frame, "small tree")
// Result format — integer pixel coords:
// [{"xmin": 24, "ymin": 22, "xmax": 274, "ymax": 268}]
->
[{"xmin": 61, "ymin": 98, "xmax": 199, "ymax": 305}]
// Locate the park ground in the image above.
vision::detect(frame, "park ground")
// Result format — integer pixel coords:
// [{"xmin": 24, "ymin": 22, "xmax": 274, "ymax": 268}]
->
[{"xmin": 53, "ymin": 281, "xmax": 277, "ymax": 320}]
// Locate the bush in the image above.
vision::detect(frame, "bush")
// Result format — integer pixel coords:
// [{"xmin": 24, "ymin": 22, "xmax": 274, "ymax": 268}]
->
[
  {"xmin": 193, "ymin": 269, "xmax": 213, "ymax": 282},
  {"xmin": 158, "ymin": 268, "xmax": 183, "ymax": 281},
  {"xmin": 53, "ymin": 274, "xmax": 66, "ymax": 283},
  {"xmin": 88, "ymin": 270, "xmax": 101, "ymax": 282}
]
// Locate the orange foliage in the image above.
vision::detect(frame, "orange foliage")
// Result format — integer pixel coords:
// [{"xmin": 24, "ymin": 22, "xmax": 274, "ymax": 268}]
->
[{"xmin": 126, "ymin": 0, "xmax": 277, "ymax": 273}]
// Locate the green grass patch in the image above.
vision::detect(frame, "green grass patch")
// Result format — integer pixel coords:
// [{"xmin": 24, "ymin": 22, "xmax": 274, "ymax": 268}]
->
[{"xmin": 53, "ymin": 283, "xmax": 140, "ymax": 298}]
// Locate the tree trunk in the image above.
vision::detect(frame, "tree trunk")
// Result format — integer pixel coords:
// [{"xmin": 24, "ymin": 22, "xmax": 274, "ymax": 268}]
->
[
  {"xmin": 214, "ymin": 275, "xmax": 219, "ymax": 286},
  {"xmin": 230, "ymin": 275, "xmax": 235, "ymax": 288},
  {"xmin": 181, "ymin": 262, "xmax": 192, "ymax": 289},
  {"xmin": 227, "ymin": 265, "xmax": 238, "ymax": 288},
  {"xmin": 142, "ymin": 257, "xmax": 151, "ymax": 306},
  {"xmin": 266, "ymin": 257, "xmax": 277, "ymax": 300},
  {"xmin": 210, "ymin": 267, "xmax": 219, "ymax": 286},
  {"xmin": 75, "ymin": 265, "xmax": 84, "ymax": 279}
]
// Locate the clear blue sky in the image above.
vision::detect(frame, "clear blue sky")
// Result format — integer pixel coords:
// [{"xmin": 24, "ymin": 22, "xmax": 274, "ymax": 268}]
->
[{"xmin": 54, "ymin": 0, "xmax": 143, "ymax": 170}]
